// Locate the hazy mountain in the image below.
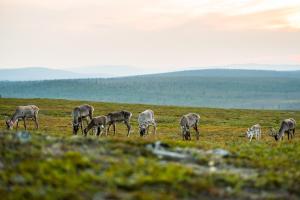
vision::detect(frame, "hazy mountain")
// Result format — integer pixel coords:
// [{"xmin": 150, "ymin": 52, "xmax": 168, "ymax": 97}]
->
[
  {"xmin": 1, "ymin": 66, "xmax": 299, "ymax": 81},
  {"xmin": 0, "ymin": 67, "xmax": 108, "ymax": 81},
  {"xmin": 73, "ymin": 65, "xmax": 149, "ymax": 77},
  {"xmin": 150, "ymin": 69, "xmax": 300, "ymax": 78}
]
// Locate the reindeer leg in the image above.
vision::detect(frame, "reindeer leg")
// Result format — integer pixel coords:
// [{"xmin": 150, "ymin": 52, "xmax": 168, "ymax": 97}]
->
[
  {"xmin": 153, "ymin": 122, "xmax": 157, "ymax": 135},
  {"xmin": 96, "ymin": 127, "xmax": 100, "ymax": 137},
  {"xmin": 182, "ymin": 128, "xmax": 185, "ymax": 140},
  {"xmin": 100, "ymin": 127, "xmax": 106, "ymax": 137},
  {"xmin": 104, "ymin": 126, "xmax": 108, "ymax": 136},
  {"xmin": 107, "ymin": 123, "xmax": 111, "ymax": 134},
  {"xmin": 194, "ymin": 125, "xmax": 199, "ymax": 140},
  {"xmin": 259, "ymin": 130, "xmax": 262, "ymax": 140},
  {"xmin": 113, "ymin": 123, "xmax": 116, "ymax": 135},
  {"xmin": 34, "ymin": 116, "xmax": 39, "ymax": 129},
  {"xmin": 81, "ymin": 119, "xmax": 84, "ymax": 136},
  {"xmin": 186, "ymin": 131, "xmax": 191, "ymax": 140},
  {"xmin": 23, "ymin": 118, "xmax": 27, "ymax": 130},
  {"xmin": 293, "ymin": 129, "xmax": 295, "ymax": 137},
  {"xmin": 249, "ymin": 134, "xmax": 253, "ymax": 142},
  {"xmin": 84, "ymin": 128, "xmax": 88, "ymax": 137},
  {"xmin": 125, "ymin": 121, "xmax": 131, "ymax": 137}
]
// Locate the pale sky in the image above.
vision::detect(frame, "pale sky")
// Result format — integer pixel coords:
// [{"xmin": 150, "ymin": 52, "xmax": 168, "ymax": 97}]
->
[{"xmin": 1, "ymin": 0, "xmax": 300, "ymax": 72}]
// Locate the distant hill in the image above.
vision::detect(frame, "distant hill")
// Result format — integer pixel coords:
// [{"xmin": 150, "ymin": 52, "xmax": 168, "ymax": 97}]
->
[
  {"xmin": 0, "ymin": 67, "xmax": 108, "ymax": 81},
  {"xmin": 150, "ymin": 69, "xmax": 300, "ymax": 78},
  {"xmin": 0, "ymin": 69, "xmax": 299, "ymax": 110},
  {"xmin": 1, "ymin": 67, "xmax": 299, "ymax": 81},
  {"xmin": 0, "ymin": 66, "xmax": 146, "ymax": 81}
]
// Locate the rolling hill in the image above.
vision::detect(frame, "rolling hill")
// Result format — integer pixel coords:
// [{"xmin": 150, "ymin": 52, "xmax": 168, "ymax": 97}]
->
[
  {"xmin": 0, "ymin": 67, "xmax": 109, "ymax": 81},
  {"xmin": 0, "ymin": 69, "xmax": 299, "ymax": 110}
]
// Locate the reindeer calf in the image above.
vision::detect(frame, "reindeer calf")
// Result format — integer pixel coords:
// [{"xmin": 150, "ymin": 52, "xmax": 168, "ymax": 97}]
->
[
  {"xmin": 84, "ymin": 116, "xmax": 107, "ymax": 137},
  {"xmin": 246, "ymin": 124, "xmax": 261, "ymax": 142}
]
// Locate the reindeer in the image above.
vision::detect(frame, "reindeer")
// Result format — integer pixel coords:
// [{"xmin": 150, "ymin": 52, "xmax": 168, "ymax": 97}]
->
[
  {"xmin": 6, "ymin": 105, "xmax": 39, "ymax": 130},
  {"xmin": 83, "ymin": 116, "xmax": 107, "ymax": 137},
  {"xmin": 138, "ymin": 109, "xmax": 157, "ymax": 137},
  {"xmin": 180, "ymin": 113, "xmax": 200, "ymax": 140},
  {"xmin": 270, "ymin": 118, "xmax": 296, "ymax": 141},
  {"xmin": 106, "ymin": 110, "xmax": 132, "ymax": 136},
  {"xmin": 246, "ymin": 124, "xmax": 261, "ymax": 142},
  {"xmin": 72, "ymin": 104, "xmax": 94, "ymax": 135}
]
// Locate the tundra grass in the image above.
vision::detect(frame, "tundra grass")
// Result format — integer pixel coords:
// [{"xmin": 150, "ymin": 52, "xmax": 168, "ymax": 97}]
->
[{"xmin": 0, "ymin": 98, "xmax": 299, "ymax": 199}]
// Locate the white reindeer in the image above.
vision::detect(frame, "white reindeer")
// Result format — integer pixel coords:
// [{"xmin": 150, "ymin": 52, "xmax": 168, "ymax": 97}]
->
[
  {"xmin": 246, "ymin": 124, "xmax": 261, "ymax": 142},
  {"xmin": 138, "ymin": 109, "xmax": 157, "ymax": 136}
]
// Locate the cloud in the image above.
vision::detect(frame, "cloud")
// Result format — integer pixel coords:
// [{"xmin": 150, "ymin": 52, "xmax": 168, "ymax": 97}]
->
[
  {"xmin": 191, "ymin": 7, "xmax": 300, "ymax": 31},
  {"xmin": 0, "ymin": 0, "xmax": 300, "ymax": 69}
]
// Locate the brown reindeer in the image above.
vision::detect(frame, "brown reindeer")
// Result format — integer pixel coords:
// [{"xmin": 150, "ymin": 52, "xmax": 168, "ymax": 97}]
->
[
  {"xmin": 106, "ymin": 110, "xmax": 132, "ymax": 136},
  {"xmin": 180, "ymin": 113, "xmax": 200, "ymax": 141},
  {"xmin": 6, "ymin": 105, "xmax": 39, "ymax": 130},
  {"xmin": 72, "ymin": 104, "xmax": 94, "ymax": 135},
  {"xmin": 271, "ymin": 118, "xmax": 296, "ymax": 141},
  {"xmin": 84, "ymin": 116, "xmax": 107, "ymax": 136}
]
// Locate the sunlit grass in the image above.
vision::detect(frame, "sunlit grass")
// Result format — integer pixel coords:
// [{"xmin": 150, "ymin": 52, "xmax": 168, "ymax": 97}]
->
[{"xmin": 0, "ymin": 98, "xmax": 299, "ymax": 199}]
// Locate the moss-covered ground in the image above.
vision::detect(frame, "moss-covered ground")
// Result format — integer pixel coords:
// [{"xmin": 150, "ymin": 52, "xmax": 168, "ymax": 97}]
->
[{"xmin": 0, "ymin": 98, "xmax": 299, "ymax": 199}]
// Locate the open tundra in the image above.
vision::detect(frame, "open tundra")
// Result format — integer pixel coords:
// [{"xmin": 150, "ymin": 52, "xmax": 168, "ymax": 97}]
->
[{"xmin": 0, "ymin": 98, "xmax": 299, "ymax": 200}]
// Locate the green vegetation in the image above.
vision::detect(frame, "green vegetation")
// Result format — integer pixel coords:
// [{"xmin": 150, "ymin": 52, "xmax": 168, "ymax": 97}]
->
[{"xmin": 0, "ymin": 98, "xmax": 300, "ymax": 199}]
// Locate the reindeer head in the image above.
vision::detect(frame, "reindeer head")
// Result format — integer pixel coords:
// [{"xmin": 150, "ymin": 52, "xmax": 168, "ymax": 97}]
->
[
  {"xmin": 6, "ymin": 119, "xmax": 13, "ymax": 130},
  {"xmin": 72, "ymin": 122, "xmax": 79, "ymax": 135},
  {"xmin": 139, "ymin": 124, "xmax": 147, "ymax": 136},
  {"xmin": 269, "ymin": 128, "xmax": 279, "ymax": 141},
  {"xmin": 181, "ymin": 126, "xmax": 190, "ymax": 139}
]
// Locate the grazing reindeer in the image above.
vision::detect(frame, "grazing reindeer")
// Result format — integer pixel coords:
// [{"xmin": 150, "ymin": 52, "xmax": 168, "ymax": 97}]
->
[
  {"xmin": 180, "ymin": 113, "xmax": 200, "ymax": 140},
  {"xmin": 271, "ymin": 118, "xmax": 296, "ymax": 141},
  {"xmin": 138, "ymin": 109, "xmax": 157, "ymax": 137},
  {"xmin": 246, "ymin": 124, "xmax": 261, "ymax": 142},
  {"xmin": 84, "ymin": 116, "xmax": 107, "ymax": 137},
  {"xmin": 106, "ymin": 110, "xmax": 132, "ymax": 136},
  {"xmin": 72, "ymin": 104, "xmax": 94, "ymax": 135},
  {"xmin": 6, "ymin": 105, "xmax": 39, "ymax": 130}
]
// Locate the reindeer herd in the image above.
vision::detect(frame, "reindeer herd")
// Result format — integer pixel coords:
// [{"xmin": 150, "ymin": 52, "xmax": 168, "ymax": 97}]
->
[{"xmin": 4, "ymin": 104, "xmax": 297, "ymax": 142}]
